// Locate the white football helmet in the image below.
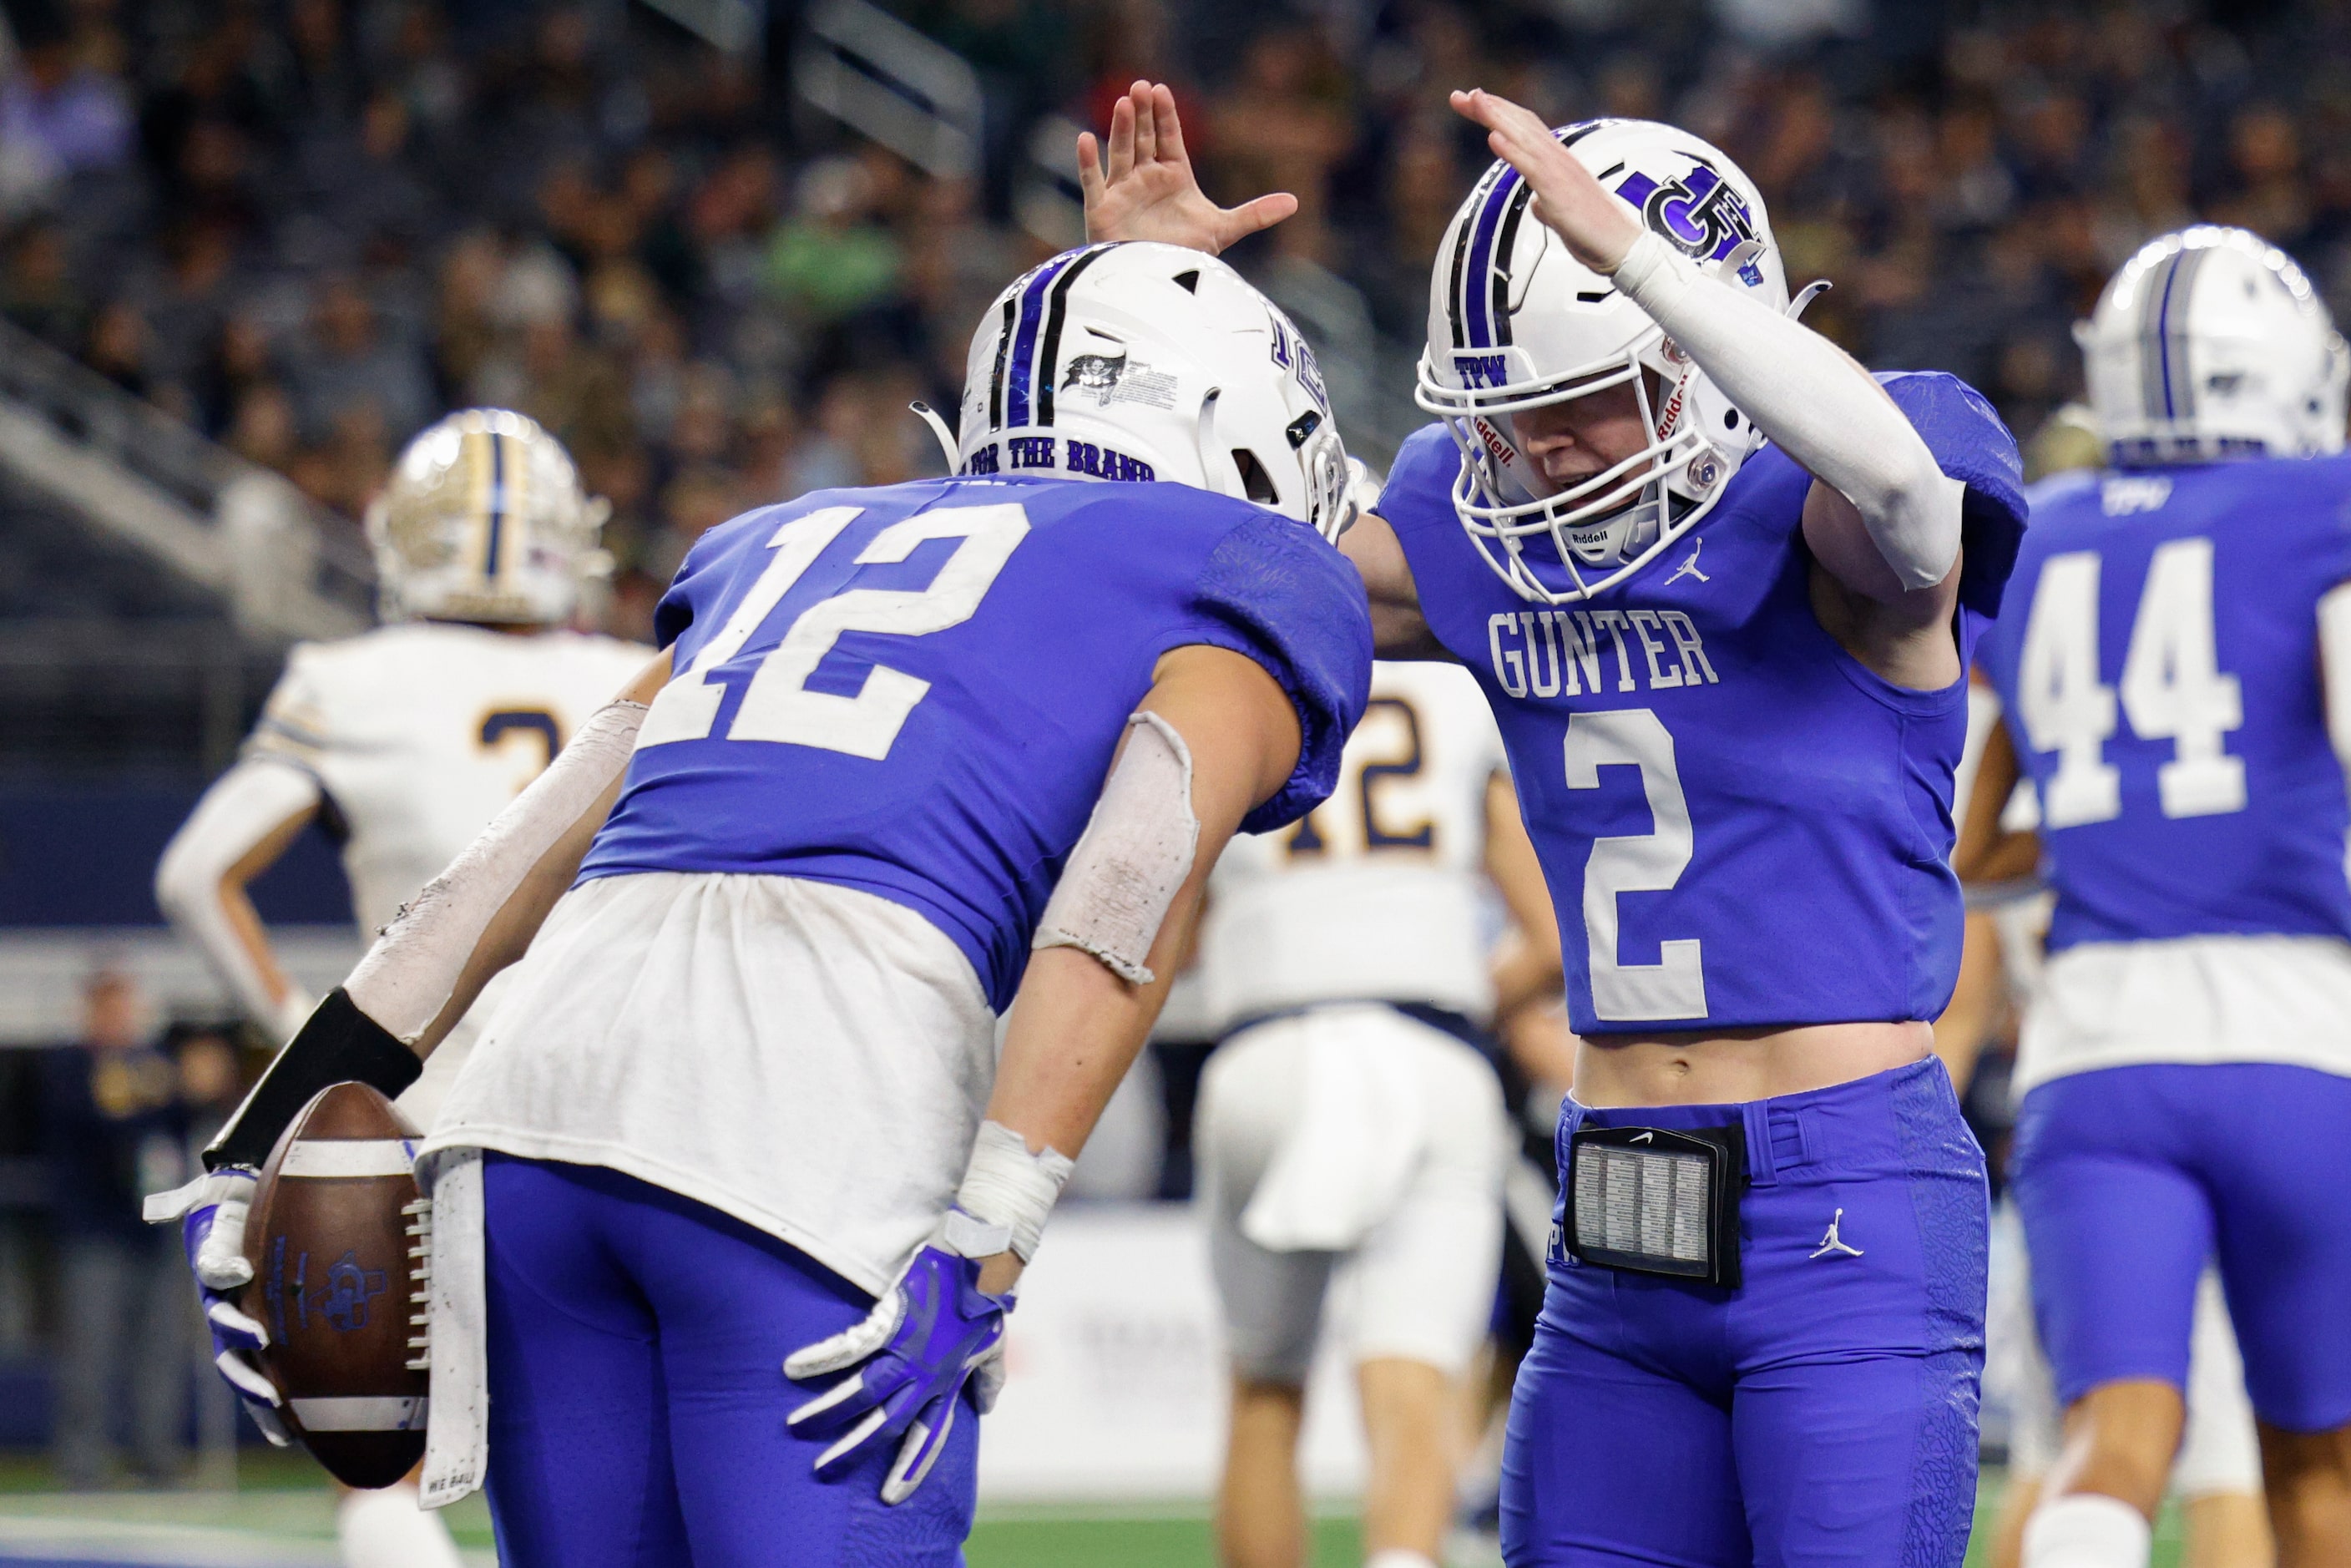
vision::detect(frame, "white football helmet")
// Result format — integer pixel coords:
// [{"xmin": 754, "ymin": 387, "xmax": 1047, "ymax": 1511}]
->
[
  {"xmin": 2076, "ymin": 225, "xmax": 2348, "ymax": 466},
  {"xmin": 364, "ymin": 408, "xmax": 609, "ymax": 625},
  {"xmin": 1415, "ymin": 119, "xmax": 1795, "ymax": 604},
  {"xmin": 951, "ymin": 242, "xmax": 1352, "ymax": 540}
]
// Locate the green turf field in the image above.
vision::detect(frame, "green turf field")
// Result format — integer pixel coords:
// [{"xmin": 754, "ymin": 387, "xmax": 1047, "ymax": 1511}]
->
[{"xmin": 0, "ymin": 1453, "xmax": 2194, "ymax": 1565}]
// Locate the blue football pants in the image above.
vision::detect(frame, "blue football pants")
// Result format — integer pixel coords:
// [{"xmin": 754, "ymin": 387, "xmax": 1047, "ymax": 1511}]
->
[
  {"xmin": 480, "ymin": 1154, "xmax": 978, "ymax": 1568},
  {"xmin": 2011, "ymin": 1061, "xmax": 2351, "ymax": 1434},
  {"xmin": 1500, "ymin": 1059, "xmax": 1989, "ymax": 1567}
]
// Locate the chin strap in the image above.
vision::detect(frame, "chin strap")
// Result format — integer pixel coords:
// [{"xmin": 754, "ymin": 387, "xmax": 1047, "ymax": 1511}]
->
[{"xmin": 909, "ymin": 402, "xmax": 960, "ymax": 473}]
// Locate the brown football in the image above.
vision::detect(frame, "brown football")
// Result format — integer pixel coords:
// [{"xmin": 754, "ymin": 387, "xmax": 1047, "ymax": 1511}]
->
[{"xmin": 241, "ymin": 1082, "xmax": 430, "ymax": 1489}]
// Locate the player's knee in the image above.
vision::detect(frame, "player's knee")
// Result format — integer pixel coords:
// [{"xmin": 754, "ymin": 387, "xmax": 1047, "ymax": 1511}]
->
[
  {"xmin": 2062, "ymin": 1382, "xmax": 2187, "ymax": 1509},
  {"xmin": 2258, "ymin": 1421, "xmax": 2351, "ymax": 1507}
]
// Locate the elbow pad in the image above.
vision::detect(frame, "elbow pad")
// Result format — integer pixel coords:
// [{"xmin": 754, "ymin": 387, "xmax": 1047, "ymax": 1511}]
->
[
  {"xmin": 1034, "ymin": 711, "xmax": 1200, "ymax": 985},
  {"xmin": 1614, "ymin": 230, "xmax": 1965, "ymax": 591},
  {"xmin": 345, "ymin": 699, "xmax": 646, "ymax": 1044}
]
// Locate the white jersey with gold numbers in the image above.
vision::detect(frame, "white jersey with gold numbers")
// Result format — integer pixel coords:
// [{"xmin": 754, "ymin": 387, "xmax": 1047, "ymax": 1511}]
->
[
  {"xmin": 1199, "ymin": 660, "xmax": 1509, "ymax": 1031},
  {"xmin": 246, "ymin": 621, "xmax": 649, "ymax": 936}
]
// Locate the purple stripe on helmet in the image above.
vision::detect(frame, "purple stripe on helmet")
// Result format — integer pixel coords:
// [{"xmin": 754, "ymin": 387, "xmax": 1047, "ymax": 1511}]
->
[
  {"xmin": 1461, "ymin": 167, "xmax": 1523, "ymax": 350},
  {"xmin": 1005, "ymin": 251, "xmax": 1080, "ymax": 428},
  {"xmin": 2153, "ymin": 250, "xmax": 2187, "ymax": 419}
]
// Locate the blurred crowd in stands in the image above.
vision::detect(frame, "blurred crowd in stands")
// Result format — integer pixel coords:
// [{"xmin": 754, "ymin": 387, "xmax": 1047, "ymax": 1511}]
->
[{"xmin": 0, "ymin": 0, "xmax": 2343, "ymax": 635}]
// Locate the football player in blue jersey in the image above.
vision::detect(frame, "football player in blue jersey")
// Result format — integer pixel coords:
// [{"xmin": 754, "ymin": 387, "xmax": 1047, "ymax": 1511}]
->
[
  {"xmin": 1966, "ymin": 225, "xmax": 2351, "ymax": 1568},
  {"xmin": 1084, "ymin": 83, "xmax": 2027, "ymax": 1564},
  {"xmin": 148, "ymin": 240, "xmax": 1372, "ymax": 1567}
]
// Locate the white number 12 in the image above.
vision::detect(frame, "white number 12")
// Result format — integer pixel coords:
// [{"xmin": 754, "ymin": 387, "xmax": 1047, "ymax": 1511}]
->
[{"xmin": 638, "ymin": 502, "xmax": 1030, "ymax": 761}]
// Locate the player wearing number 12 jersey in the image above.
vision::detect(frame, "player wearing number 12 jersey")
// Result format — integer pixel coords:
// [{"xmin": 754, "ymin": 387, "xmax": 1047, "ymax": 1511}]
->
[
  {"xmin": 1081, "ymin": 83, "xmax": 2025, "ymax": 1563},
  {"xmin": 317, "ymin": 241, "xmax": 1371, "ymax": 1566},
  {"xmin": 1970, "ymin": 226, "xmax": 2351, "ymax": 1568}
]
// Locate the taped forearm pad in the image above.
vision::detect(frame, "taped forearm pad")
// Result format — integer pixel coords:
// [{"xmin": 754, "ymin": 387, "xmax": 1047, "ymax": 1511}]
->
[
  {"xmin": 346, "ymin": 700, "xmax": 646, "ymax": 1044},
  {"xmin": 205, "ymin": 989, "xmax": 421, "ymax": 1171},
  {"xmin": 1613, "ymin": 230, "xmax": 1964, "ymax": 591},
  {"xmin": 1034, "ymin": 711, "xmax": 1200, "ymax": 986}
]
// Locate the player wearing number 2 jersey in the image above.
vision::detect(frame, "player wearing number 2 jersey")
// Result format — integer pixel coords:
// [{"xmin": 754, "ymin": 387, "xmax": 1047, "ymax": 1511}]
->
[
  {"xmin": 1969, "ymin": 225, "xmax": 2351, "ymax": 1568},
  {"xmin": 1081, "ymin": 83, "xmax": 2025, "ymax": 1565}
]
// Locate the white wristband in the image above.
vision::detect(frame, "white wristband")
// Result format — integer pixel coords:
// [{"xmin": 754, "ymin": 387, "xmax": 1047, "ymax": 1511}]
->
[{"xmin": 953, "ymin": 1120, "xmax": 1075, "ymax": 1262}]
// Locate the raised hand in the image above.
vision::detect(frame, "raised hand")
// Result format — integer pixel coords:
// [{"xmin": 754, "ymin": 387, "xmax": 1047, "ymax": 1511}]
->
[
  {"xmin": 1078, "ymin": 80, "xmax": 1297, "ymax": 255},
  {"xmin": 1449, "ymin": 89, "xmax": 1643, "ymax": 275}
]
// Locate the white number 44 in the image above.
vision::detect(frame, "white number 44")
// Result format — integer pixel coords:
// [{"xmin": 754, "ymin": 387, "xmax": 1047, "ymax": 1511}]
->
[{"xmin": 2016, "ymin": 537, "xmax": 2245, "ymax": 827}]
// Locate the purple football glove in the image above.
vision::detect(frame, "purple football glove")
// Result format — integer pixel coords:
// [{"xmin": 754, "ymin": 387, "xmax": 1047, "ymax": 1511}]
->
[
  {"xmin": 144, "ymin": 1168, "xmax": 291, "ymax": 1447},
  {"xmin": 783, "ymin": 1211, "xmax": 1014, "ymax": 1504}
]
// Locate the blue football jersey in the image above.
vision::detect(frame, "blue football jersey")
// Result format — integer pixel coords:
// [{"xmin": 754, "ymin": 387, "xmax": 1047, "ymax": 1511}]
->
[
  {"xmin": 579, "ymin": 475, "xmax": 1373, "ymax": 1010},
  {"xmin": 1976, "ymin": 458, "xmax": 2351, "ymax": 953},
  {"xmin": 1382, "ymin": 372, "xmax": 2025, "ymax": 1034}
]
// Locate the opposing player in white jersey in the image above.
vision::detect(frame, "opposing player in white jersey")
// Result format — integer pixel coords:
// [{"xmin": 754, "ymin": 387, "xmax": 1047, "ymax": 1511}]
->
[
  {"xmin": 1195, "ymin": 657, "xmax": 1555, "ymax": 1568},
  {"xmin": 152, "ymin": 408, "xmax": 641, "ymax": 1567}
]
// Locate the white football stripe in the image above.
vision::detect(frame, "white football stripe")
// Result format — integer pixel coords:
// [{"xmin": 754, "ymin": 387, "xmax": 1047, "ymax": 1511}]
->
[
  {"xmin": 281, "ymin": 1140, "xmax": 417, "ymax": 1179},
  {"xmin": 292, "ymin": 1396, "xmax": 429, "ymax": 1431}
]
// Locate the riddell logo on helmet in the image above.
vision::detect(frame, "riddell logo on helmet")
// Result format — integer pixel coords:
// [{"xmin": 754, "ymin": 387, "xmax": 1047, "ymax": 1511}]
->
[
  {"xmin": 1654, "ymin": 375, "xmax": 1690, "ymax": 439},
  {"xmin": 1474, "ymin": 417, "xmax": 1516, "ymax": 468}
]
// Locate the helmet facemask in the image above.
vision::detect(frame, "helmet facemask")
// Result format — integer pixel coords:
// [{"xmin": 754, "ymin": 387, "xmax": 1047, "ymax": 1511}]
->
[{"xmin": 1423, "ymin": 325, "xmax": 1740, "ymax": 605}]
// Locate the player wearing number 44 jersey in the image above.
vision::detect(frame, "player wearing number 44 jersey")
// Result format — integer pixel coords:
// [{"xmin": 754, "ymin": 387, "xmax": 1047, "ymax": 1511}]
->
[
  {"xmin": 1969, "ymin": 225, "xmax": 2351, "ymax": 1568},
  {"xmin": 1083, "ymin": 81, "xmax": 2025, "ymax": 1564},
  {"xmin": 156, "ymin": 240, "xmax": 1370, "ymax": 1568}
]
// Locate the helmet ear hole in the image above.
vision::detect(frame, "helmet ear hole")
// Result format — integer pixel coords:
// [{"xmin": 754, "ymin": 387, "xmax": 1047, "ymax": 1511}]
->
[{"xmin": 1232, "ymin": 448, "xmax": 1281, "ymax": 506}]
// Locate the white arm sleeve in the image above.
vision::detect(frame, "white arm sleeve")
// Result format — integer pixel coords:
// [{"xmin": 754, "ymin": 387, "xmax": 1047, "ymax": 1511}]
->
[
  {"xmin": 344, "ymin": 700, "xmax": 646, "ymax": 1045},
  {"xmin": 154, "ymin": 757, "xmax": 323, "ymax": 1039},
  {"xmin": 2318, "ymin": 584, "xmax": 2351, "ymax": 784},
  {"xmin": 1611, "ymin": 230, "xmax": 1967, "ymax": 591}
]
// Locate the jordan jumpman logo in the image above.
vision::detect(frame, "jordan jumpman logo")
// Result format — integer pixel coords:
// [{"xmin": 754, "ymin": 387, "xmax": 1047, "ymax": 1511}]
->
[
  {"xmin": 1810, "ymin": 1208, "xmax": 1863, "ymax": 1259},
  {"xmin": 1664, "ymin": 536, "xmax": 1710, "ymax": 585}
]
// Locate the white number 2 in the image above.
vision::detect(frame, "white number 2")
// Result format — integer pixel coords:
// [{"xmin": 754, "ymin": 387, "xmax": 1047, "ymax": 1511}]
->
[
  {"xmin": 1564, "ymin": 709, "xmax": 1707, "ymax": 1023},
  {"xmin": 2015, "ymin": 538, "xmax": 2243, "ymax": 826},
  {"xmin": 639, "ymin": 502, "xmax": 1029, "ymax": 761}
]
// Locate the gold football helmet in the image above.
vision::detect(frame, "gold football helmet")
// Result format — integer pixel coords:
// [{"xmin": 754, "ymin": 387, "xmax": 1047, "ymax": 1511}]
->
[{"xmin": 363, "ymin": 409, "xmax": 609, "ymax": 625}]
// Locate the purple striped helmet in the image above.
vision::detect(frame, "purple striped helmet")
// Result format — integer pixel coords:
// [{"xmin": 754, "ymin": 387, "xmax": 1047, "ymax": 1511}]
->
[
  {"xmin": 1414, "ymin": 119, "xmax": 1790, "ymax": 604},
  {"xmin": 951, "ymin": 242, "xmax": 1352, "ymax": 541},
  {"xmin": 2078, "ymin": 225, "xmax": 2347, "ymax": 468}
]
